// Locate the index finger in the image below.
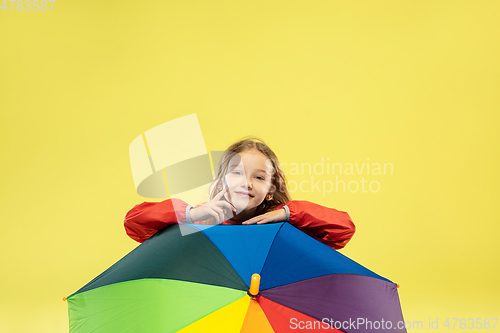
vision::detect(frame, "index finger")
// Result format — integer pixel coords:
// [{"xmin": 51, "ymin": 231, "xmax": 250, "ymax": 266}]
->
[{"xmin": 213, "ymin": 186, "xmax": 229, "ymax": 201}]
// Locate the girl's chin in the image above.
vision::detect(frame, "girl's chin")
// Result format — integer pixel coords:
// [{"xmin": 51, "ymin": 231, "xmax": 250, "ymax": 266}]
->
[
  {"xmin": 231, "ymin": 199, "xmax": 254, "ymax": 212},
  {"xmin": 232, "ymin": 203, "xmax": 249, "ymax": 212}
]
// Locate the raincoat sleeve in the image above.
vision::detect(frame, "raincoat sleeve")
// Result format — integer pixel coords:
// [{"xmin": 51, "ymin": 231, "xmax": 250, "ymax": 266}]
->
[
  {"xmin": 281, "ymin": 200, "xmax": 355, "ymax": 250},
  {"xmin": 124, "ymin": 198, "xmax": 191, "ymax": 243}
]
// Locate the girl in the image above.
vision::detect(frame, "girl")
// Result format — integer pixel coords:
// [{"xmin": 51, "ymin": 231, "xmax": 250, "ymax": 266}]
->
[{"xmin": 124, "ymin": 137, "xmax": 355, "ymax": 250}]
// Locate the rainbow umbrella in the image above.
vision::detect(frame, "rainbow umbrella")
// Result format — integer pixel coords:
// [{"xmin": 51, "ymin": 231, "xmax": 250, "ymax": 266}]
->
[{"xmin": 66, "ymin": 223, "xmax": 406, "ymax": 332}]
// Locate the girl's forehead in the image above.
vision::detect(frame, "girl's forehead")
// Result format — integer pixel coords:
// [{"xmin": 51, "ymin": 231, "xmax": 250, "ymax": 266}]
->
[{"xmin": 229, "ymin": 150, "xmax": 273, "ymax": 172}]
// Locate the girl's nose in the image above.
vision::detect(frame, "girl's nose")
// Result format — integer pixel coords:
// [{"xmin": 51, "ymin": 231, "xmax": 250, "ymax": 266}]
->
[{"xmin": 242, "ymin": 181, "xmax": 253, "ymax": 190}]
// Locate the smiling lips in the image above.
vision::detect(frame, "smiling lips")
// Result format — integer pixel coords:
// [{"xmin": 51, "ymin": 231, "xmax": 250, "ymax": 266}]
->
[{"xmin": 235, "ymin": 191, "xmax": 254, "ymax": 198}]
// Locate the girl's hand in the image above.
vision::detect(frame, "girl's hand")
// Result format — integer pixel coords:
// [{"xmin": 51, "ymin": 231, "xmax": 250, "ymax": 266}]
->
[
  {"xmin": 241, "ymin": 208, "xmax": 287, "ymax": 225},
  {"xmin": 189, "ymin": 187, "xmax": 236, "ymax": 224}
]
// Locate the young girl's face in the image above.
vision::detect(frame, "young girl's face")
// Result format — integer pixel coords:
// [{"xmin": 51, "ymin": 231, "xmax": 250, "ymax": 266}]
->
[{"xmin": 223, "ymin": 148, "xmax": 275, "ymax": 213}]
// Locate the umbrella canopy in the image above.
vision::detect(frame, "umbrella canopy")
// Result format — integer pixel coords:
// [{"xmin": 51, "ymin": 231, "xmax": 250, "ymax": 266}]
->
[{"xmin": 66, "ymin": 223, "xmax": 406, "ymax": 333}]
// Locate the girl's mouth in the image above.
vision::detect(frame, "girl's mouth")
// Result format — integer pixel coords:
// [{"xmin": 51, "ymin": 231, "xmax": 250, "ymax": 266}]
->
[{"xmin": 235, "ymin": 191, "xmax": 254, "ymax": 198}]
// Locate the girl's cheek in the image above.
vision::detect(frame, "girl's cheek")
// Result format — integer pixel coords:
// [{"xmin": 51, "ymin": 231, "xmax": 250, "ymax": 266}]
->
[{"xmin": 224, "ymin": 175, "xmax": 234, "ymax": 187}]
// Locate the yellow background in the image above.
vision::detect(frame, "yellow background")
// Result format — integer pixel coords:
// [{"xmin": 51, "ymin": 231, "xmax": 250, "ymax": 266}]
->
[{"xmin": 1, "ymin": 0, "xmax": 499, "ymax": 332}]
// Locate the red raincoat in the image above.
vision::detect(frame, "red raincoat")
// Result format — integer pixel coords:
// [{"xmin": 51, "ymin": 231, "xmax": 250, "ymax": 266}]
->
[{"xmin": 124, "ymin": 199, "xmax": 355, "ymax": 250}]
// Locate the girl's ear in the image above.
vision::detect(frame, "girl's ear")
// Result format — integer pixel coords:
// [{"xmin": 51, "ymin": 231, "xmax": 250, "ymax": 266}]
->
[{"xmin": 266, "ymin": 194, "xmax": 273, "ymax": 201}]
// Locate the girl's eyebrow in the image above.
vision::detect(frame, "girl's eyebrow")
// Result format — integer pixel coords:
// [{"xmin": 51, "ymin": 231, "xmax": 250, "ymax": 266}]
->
[
  {"xmin": 229, "ymin": 160, "xmax": 242, "ymax": 167},
  {"xmin": 229, "ymin": 166, "xmax": 269, "ymax": 174},
  {"xmin": 228, "ymin": 162, "xmax": 241, "ymax": 170}
]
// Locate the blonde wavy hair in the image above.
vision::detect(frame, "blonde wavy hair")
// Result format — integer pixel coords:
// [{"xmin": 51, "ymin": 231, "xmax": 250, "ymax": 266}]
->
[{"xmin": 208, "ymin": 136, "xmax": 292, "ymax": 215}]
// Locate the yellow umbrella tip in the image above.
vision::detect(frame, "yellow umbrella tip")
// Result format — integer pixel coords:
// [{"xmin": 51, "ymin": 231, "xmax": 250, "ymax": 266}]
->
[{"xmin": 248, "ymin": 273, "xmax": 261, "ymax": 298}]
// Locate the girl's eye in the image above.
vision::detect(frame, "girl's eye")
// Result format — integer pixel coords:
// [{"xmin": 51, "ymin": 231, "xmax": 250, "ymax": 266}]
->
[
  {"xmin": 232, "ymin": 171, "xmax": 242, "ymax": 175},
  {"xmin": 256, "ymin": 176, "xmax": 265, "ymax": 180}
]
